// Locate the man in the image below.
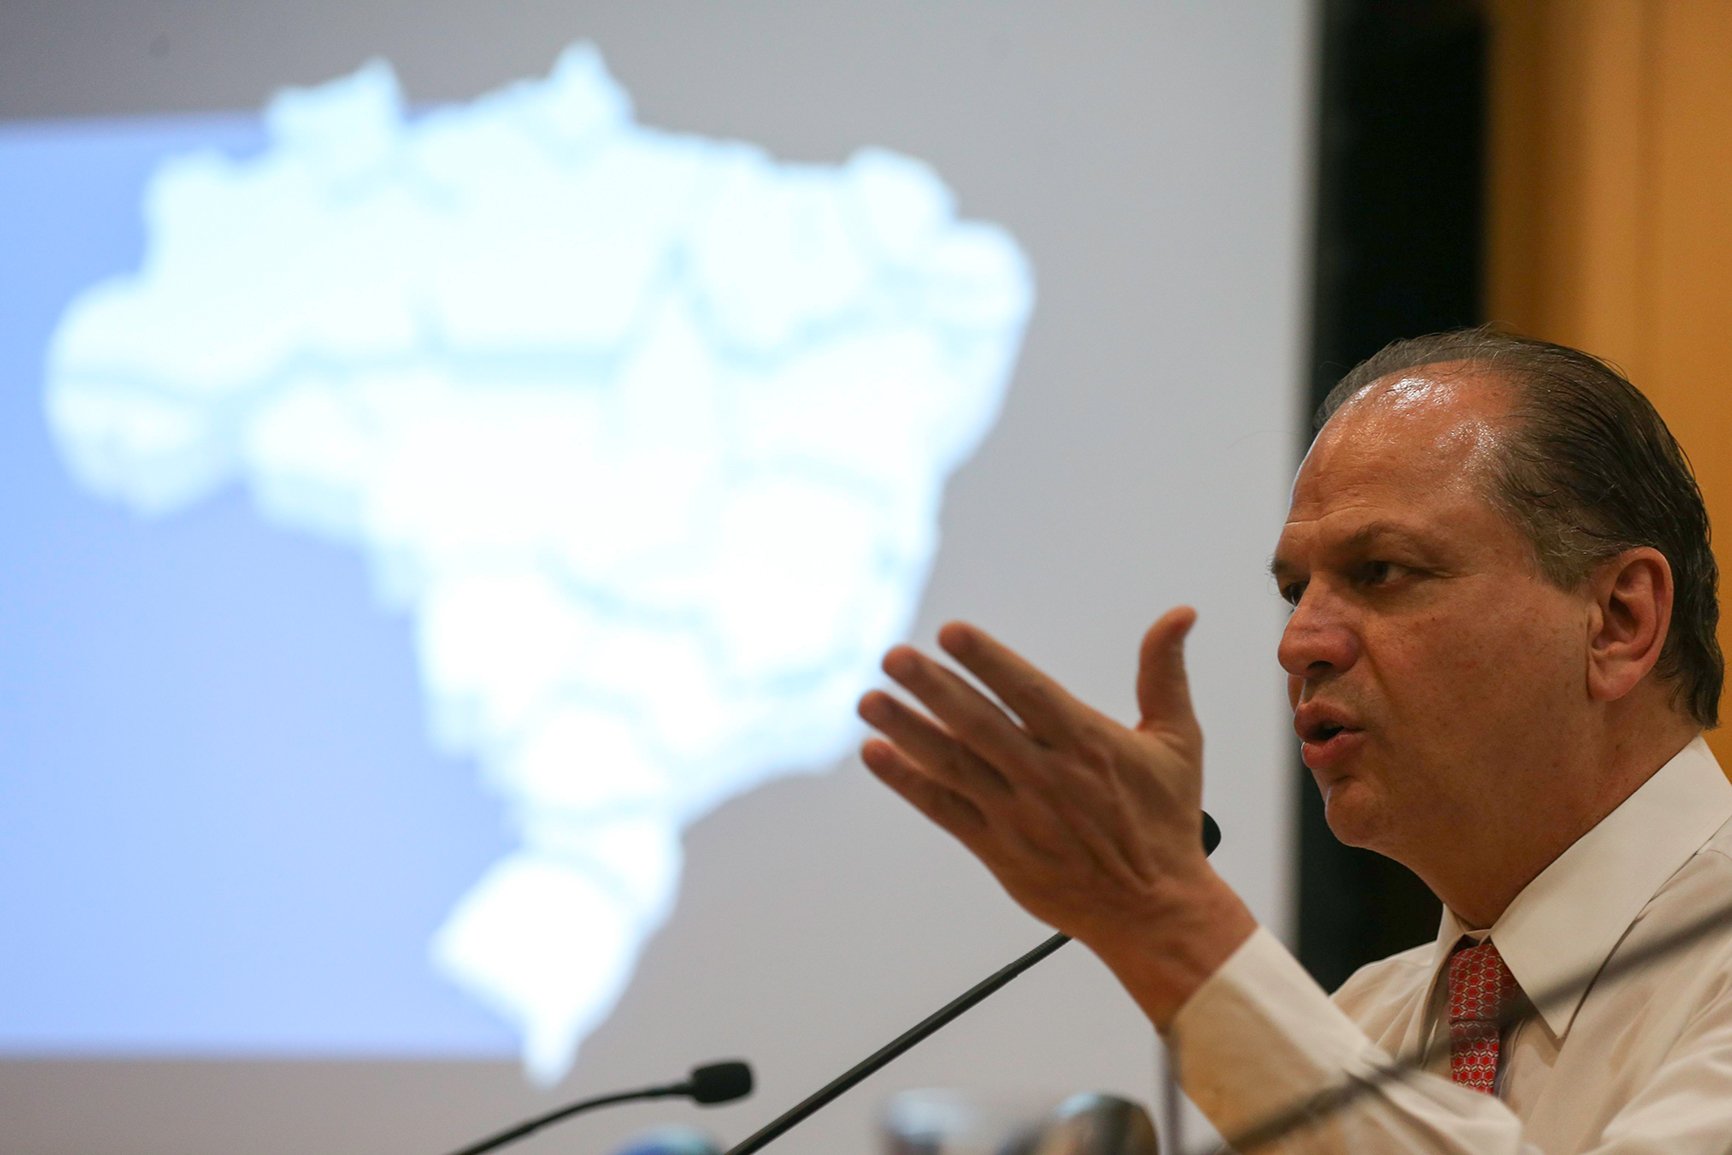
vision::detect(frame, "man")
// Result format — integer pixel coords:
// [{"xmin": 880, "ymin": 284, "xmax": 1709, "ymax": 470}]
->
[{"xmin": 856, "ymin": 328, "xmax": 1732, "ymax": 1152}]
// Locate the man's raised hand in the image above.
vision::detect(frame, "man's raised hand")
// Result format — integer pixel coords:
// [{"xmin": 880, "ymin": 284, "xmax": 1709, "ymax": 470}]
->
[{"xmin": 856, "ymin": 606, "xmax": 1257, "ymax": 1027}]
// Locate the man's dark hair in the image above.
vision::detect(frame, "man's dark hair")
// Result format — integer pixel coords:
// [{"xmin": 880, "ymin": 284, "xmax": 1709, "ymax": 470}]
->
[{"xmin": 1317, "ymin": 326, "xmax": 1723, "ymax": 728}]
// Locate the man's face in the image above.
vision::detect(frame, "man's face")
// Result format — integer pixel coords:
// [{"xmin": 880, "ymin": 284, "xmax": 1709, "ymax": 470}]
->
[{"xmin": 1271, "ymin": 368, "xmax": 1595, "ymax": 872}]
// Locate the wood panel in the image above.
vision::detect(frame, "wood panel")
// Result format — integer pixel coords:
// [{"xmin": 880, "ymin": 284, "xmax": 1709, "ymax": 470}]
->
[{"xmin": 1488, "ymin": 0, "xmax": 1732, "ymax": 759}]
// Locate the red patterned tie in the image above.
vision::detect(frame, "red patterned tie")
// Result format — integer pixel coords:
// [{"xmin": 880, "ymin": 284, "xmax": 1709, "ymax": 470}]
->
[{"xmin": 1446, "ymin": 938, "xmax": 1520, "ymax": 1094}]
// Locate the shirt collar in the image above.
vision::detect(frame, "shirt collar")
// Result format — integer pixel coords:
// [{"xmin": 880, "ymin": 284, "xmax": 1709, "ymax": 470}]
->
[{"xmin": 1422, "ymin": 736, "xmax": 1732, "ymax": 1039}]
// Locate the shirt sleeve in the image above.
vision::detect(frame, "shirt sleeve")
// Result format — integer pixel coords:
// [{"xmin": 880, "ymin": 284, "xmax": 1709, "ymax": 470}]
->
[{"xmin": 1163, "ymin": 927, "xmax": 1530, "ymax": 1154}]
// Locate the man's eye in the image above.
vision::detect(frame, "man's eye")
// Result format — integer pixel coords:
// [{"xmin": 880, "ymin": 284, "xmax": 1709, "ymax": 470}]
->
[
  {"xmin": 1359, "ymin": 560, "xmax": 1403, "ymax": 586},
  {"xmin": 1279, "ymin": 581, "xmax": 1306, "ymax": 607}
]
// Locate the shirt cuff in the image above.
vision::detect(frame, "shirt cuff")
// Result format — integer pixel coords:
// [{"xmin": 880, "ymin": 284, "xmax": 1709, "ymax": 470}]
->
[{"xmin": 1163, "ymin": 926, "xmax": 1392, "ymax": 1141}]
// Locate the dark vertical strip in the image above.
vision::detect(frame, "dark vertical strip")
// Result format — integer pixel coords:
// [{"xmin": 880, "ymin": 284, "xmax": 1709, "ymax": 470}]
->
[{"xmin": 1298, "ymin": 0, "xmax": 1487, "ymax": 991}]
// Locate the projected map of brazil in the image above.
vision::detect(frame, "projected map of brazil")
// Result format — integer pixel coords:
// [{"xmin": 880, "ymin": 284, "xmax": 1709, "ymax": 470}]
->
[{"xmin": 42, "ymin": 45, "xmax": 1032, "ymax": 1081}]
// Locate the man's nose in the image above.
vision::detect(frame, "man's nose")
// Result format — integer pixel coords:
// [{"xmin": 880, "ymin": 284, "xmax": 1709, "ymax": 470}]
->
[{"xmin": 1278, "ymin": 587, "xmax": 1360, "ymax": 681}]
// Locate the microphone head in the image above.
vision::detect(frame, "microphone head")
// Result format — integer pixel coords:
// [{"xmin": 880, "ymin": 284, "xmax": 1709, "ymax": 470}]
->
[
  {"xmin": 686, "ymin": 1060, "xmax": 754, "ymax": 1105},
  {"xmin": 1030, "ymin": 1093, "xmax": 1159, "ymax": 1155},
  {"xmin": 1201, "ymin": 811, "xmax": 1222, "ymax": 857}
]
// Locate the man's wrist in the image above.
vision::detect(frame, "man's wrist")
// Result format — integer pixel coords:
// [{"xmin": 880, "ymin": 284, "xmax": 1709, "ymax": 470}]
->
[{"xmin": 1084, "ymin": 871, "xmax": 1259, "ymax": 1030}]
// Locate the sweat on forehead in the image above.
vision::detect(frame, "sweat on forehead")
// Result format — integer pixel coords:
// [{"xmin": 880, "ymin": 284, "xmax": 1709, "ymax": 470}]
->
[{"xmin": 1307, "ymin": 362, "xmax": 1518, "ymax": 487}]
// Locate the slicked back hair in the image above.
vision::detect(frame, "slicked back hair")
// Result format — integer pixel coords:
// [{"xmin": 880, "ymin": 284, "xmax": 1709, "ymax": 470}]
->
[{"xmin": 1317, "ymin": 327, "xmax": 1722, "ymax": 728}]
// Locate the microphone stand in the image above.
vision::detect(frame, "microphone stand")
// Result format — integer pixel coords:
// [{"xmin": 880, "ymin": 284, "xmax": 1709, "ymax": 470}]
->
[
  {"xmin": 724, "ymin": 813, "xmax": 1221, "ymax": 1154},
  {"xmin": 722, "ymin": 933, "xmax": 1072, "ymax": 1155},
  {"xmin": 446, "ymin": 1087, "xmax": 688, "ymax": 1155},
  {"xmin": 446, "ymin": 1061, "xmax": 749, "ymax": 1155}
]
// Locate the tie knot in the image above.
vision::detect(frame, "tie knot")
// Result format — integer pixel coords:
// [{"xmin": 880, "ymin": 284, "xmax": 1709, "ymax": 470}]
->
[{"xmin": 1447, "ymin": 938, "xmax": 1520, "ymax": 1025}]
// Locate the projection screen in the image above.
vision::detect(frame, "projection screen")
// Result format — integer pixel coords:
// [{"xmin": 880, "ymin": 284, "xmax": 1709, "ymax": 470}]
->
[{"xmin": 0, "ymin": 4, "xmax": 1313, "ymax": 1152}]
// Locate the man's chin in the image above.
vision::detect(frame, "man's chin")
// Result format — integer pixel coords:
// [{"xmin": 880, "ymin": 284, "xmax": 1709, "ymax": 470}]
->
[{"xmin": 1320, "ymin": 781, "xmax": 1387, "ymax": 851}]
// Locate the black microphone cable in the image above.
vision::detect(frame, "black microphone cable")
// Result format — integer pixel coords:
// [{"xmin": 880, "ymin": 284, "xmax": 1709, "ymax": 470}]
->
[
  {"xmin": 439, "ymin": 812, "xmax": 1223, "ymax": 1155},
  {"xmin": 723, "ymin": 812, "xmax": 1224, "ymax": 1154},
  {"xmin": 723, "ymin": 930, "xmax": 1072, "ymax": 1155},
  {"xmin": 442, "ymin": 1060, "xmax": 752, "ymax": 1155}
]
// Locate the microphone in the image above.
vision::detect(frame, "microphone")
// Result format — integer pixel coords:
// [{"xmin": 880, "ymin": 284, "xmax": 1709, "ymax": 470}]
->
[
  {"xmin": 686, "ymin": 1061, "xmax": 755, "ymax": 1105},
  {"xmin": 443, "ymin": 1061, "xmax": 754, "ymax": 1155},
  {"xmin": 722, "ymin": 812, "xmax": 1223, "ymax": 1154},
  {"xmin": 1028, "ymin": 1093, "xmax": 1160, "ymax": 1155}
]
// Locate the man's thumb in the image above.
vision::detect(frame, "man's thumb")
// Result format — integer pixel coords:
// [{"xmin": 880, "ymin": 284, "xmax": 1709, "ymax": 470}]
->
[{"xmin": 1136, "ymin": 606, "xmax": 1199, "ymax": 730}]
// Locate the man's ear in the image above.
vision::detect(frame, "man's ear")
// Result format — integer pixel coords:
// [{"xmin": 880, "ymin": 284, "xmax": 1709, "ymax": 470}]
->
[{"xmin": 1586, "ymin": 547, "xmax": 1674, "ymax": 703}]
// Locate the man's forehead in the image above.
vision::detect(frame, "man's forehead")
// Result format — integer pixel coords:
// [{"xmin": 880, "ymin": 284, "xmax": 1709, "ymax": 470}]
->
[
  {"xmin": 1332, "ymin": 360, "xmax": 1515, "ymax": 426},
  {"xmin": 1277, "ymin": 364, "xmax": 1517, "ymax": 544},
  {"xmin": 1300, "ymin": 366, "xmax": 1513, "ymax": 485}
]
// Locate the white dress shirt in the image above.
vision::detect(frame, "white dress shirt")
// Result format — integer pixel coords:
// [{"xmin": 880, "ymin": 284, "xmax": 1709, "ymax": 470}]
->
[{"xmin": 1166, "ymin": 737, "xmax": 1732, "ymax": 1154}]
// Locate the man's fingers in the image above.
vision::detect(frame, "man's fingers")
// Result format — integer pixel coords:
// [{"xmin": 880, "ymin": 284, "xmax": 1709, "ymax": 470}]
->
[
  {"xmin": 1136, "ymin": 606, "xmax": 1200, "ymax": 734},
  {"xmin": 857, "ymin": 688, "xmax": 1013, "ymax": 799},
  {"xmin": 878, "ymin": 644, "xmax": 1050, "ymax": 770},
  {"xmin": 859, "ymin": 737, "xmax": 989, "ymax": 840},
  {"xmin": 935, "ymin": 622, "xmax": 1092, "ymax": 745}
]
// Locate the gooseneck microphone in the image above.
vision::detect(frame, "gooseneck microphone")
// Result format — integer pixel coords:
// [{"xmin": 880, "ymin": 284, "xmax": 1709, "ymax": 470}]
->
[
  {"xmin": 441, "ymin": 814, "xmax": 1219, "ymax": 1155},
  {"xmin": 722, "ymin": 811, "xmax": 1223, "ymax": 1155},
  {"xmin": 443, "ymin": 1060, "xmax": 754, "ymax": 1155},
  {"xmin": 683, "ymin": 1062, "xmax": 755, "ymax": 1105}
]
